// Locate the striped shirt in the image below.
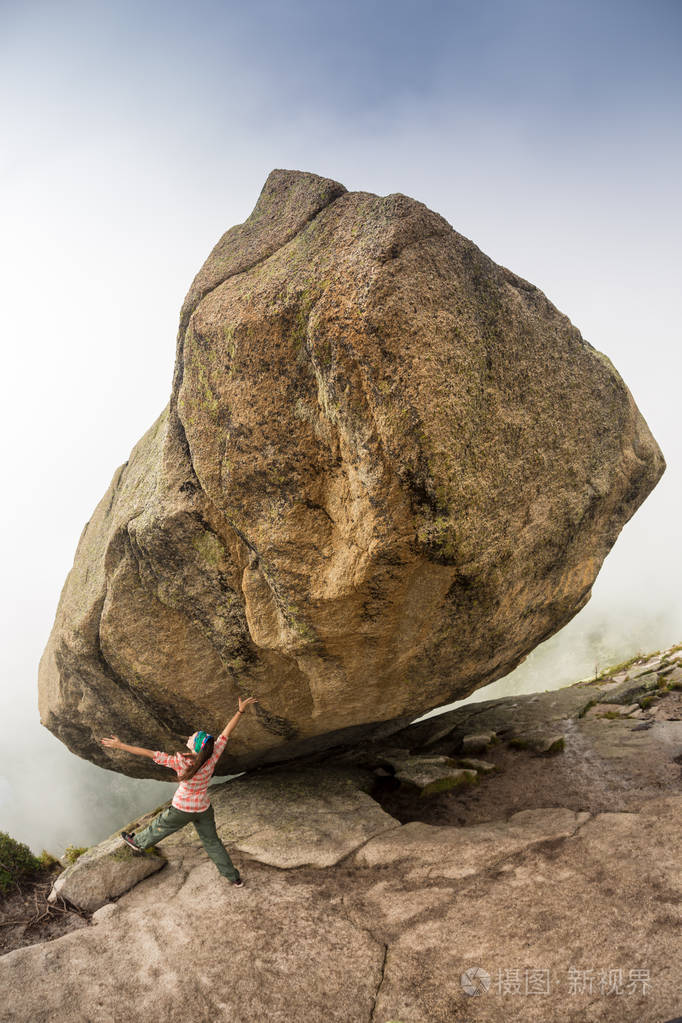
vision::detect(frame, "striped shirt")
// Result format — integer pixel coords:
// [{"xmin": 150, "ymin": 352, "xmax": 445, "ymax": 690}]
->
[{"xmin": 152, "ymin": 733, "xmax": 229, "ymax": 813}]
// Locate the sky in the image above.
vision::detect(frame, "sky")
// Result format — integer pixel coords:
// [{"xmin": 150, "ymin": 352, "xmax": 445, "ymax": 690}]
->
[{"xmin": 1, "ymin": 0, "xmax": 680, "ymax": 856}]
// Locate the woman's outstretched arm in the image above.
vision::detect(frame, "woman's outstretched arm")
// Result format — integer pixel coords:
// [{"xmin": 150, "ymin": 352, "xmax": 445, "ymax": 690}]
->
[
  {"xmin": 219, "ymin": 696, "xmax": 259, "ymax": 740},
  {"xmin": 99, "ymin": 736, "xmax": 156, "ymax": 759}
]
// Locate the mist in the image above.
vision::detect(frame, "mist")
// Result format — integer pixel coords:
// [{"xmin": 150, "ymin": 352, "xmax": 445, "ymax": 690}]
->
[{"xmin": 1, "ymin": 0, "xmax": 680, "ymax": 858}]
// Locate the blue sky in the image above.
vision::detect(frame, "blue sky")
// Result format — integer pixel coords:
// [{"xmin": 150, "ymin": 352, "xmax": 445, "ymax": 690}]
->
[{"xmin": 1, "ymin": 0, "xmax": 680, "ymax": 853}]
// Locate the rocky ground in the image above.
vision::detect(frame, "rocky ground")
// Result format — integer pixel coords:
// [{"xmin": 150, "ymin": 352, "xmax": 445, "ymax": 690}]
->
[
  {"xmin": 0, "ymin": 865, "xmax": 89, "ymax": 958},
  {"xmin": 2, "ymin": 643, "xmax": 682, "ymax": 1022}
]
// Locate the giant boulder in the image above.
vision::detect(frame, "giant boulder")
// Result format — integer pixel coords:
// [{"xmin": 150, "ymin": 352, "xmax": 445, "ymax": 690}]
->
[{"xmin": 38, "ymin": 168, "xmax": 665, "ymax": 778}]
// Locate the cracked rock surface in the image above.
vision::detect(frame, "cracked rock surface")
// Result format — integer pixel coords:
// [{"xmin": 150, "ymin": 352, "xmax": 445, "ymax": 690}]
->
[
  {"xmin": 38, "ymin": 167, "xmax": 664, "ymax": 777},
  {"xmin": 47, "ymin": 833, "xmax": 166, "ymax": 914},
  {"xmin": 160, "ymin": 763, "xmax": 402, "ymax": 869},
  {"xmin": 5, "ymin": 645, "xmax": 682, "ymax": 1021}
]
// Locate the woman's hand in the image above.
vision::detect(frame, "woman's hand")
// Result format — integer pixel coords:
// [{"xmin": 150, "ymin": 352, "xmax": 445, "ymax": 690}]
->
[
  {"xmin": 238, "ymin": 696, "xmax": 259, "ymax": 713},
  {"xmin": 99, "ymin": 735, "xmax": 122, "ymax": 749}
]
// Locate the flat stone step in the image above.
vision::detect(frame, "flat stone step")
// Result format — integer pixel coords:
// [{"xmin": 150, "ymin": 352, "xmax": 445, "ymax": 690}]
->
[
  {"xmin": 48, "ymin": 834, "xmax": 167, "ymax": 913},
  {"xmin": 585, "ymin": 703, "xmax": 640, "ymax": 718},
  {"xmin": 460, "ymin": 732, "xmax": 497, "ymax": 754},
  {"xmin": 375, "ymin": 751, "xmax": 479, "ymax": 796},
  {"xmin": 456, "ymin": 757, "xmax": 498, "ymax": 774},
  {"xmin": 597, "ymin": 673, "xmax": 660, "ymax": 705}
]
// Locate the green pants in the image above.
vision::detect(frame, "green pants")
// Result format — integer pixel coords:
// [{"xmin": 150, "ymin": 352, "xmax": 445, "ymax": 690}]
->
[{"xmin": 133, "ymin": 804, "xmax": 240, "ymax": 883}]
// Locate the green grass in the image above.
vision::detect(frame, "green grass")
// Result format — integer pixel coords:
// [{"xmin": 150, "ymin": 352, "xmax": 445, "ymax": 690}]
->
[
  {"xmin": 508, "ymin": 736, "xmax": 532, "ymax": 750},
  {"xmin": 110, "ymin": 846, "xmax": 163, "ymax": 863},
  {"xmin": 63, "ymin": 845, "xmax": 90, "ymax": 865},
  {"xmin": 418, "ymin": 772, "xmax": 478, "ymax": 797},
  {"xmin": 0, "ymin": 831, "xmax": 61, "ymax": 894},
  {"xmin": 591, "ymin": 652, "xmax": 646, "ymax": 682}
]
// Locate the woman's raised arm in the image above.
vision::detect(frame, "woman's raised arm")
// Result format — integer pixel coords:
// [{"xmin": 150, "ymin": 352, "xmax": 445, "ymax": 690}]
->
[
  {"xmin": 99, "ymin": 736, "xmax": 156, "ymax": 759},
  {"xmin": 219, "ymin": 697, "xmax": 259, "ymax": 740}
]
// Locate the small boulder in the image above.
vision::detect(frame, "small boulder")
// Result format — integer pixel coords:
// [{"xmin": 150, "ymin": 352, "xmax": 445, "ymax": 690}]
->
[
  {"xmin": 664, "ymin": 666, "xmax": 682, "ymax": 689},
  {"xmin": 457, "ymin": 757, "xmax": 498, "ymax": 774},
  {"xmin": 461, "ymin": 732, "xmax": 496, "ymax": 754},
  {"xmin": 48, "ymin": 835, "xmax": 166, "ymax": 913},
  {"xmin": 603, "ymin": 673, "xmax": 660, "ymax": 705},
  {"xmin": 375, "ymin": 752, "xmax": 478, "ymax": 796}
]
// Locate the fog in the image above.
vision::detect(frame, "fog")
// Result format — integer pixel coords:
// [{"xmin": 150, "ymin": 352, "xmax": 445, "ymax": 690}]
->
[{"xmin": 1, "ymin": 0, "xmax": 680, "ymax": 858}]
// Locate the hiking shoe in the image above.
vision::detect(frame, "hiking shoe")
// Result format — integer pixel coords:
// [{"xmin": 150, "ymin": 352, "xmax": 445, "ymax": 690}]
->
[{"xmin": 121, "ymin": 831, "xmax": 142, "ymax": 853}]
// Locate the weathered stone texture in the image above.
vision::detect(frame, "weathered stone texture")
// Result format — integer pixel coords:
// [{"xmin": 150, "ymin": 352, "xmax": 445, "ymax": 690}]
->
[{"xmin": 39, "ymin": 169, "xmax": 665, "ymax": 777}]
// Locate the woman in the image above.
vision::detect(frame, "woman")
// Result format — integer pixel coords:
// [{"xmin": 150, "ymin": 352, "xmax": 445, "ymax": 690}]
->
[{"xmin": 99, "ymin": 696, "xmax": 258, "ymax": 888}]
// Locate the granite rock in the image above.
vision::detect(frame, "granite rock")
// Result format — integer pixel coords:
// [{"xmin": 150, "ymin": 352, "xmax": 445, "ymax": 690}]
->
[{"xmin": 38, "ymin": 168, "xmax": 666, "ymax": 777}]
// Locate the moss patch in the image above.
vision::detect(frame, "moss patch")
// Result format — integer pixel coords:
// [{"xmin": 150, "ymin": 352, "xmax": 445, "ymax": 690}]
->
[
  {"xmin": 577, "ymin": 698, "xmax": 598, "ymax": 719},
  {"xmin": 109, "ymin": 846, "xmax": 164, "ymax": 863},
  {"xmin": 191, "ymin": 528, "xmax": 225, "ymax": 567},
  {"xmin": 0, "ymin": 832, "xmax": 61, "ymax": 894},
  {"xmin": 507, "ymin": 736, "xmax": 532, "ymax": 750},
  {"xmin": 63, "ymin": 845, "xmax": 90, "ymax": 865},
  {"xmin": 417, "ymin": 772, "xmax": 478, "ymax": 797},
  {"xmin": 586, "ymin": 652, "xmax": 647, "ymax": 684}
]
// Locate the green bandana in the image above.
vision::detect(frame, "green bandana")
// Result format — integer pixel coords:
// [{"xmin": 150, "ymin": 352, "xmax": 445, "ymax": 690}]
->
[{"xmin": 192, "ymin": 730, "xmax": 212, "ymax": 752}]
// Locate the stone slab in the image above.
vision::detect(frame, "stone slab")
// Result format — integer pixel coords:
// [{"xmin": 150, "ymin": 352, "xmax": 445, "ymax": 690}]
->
[
  {"xmin": 354, "ymin": 806, "xmax": 589, "ymax": 880},
  {"xmin": 48, "ymin": 834, "xmax": 166, "ymax": 913},
  {"xmin": 161, "ymin": 765, "xmax": 402, "ymax": 869}
]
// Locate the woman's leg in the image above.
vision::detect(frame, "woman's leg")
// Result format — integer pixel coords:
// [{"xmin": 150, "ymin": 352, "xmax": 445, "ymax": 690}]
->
[
  {"xmin": 193, "ymin": 806, "xmax": 241, "ymax": 882},
  {"xmin": 133, "ymin": 806, "xmax": 192, "ymax": 849}
]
